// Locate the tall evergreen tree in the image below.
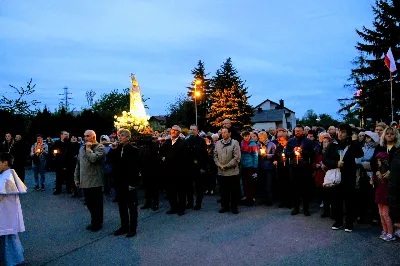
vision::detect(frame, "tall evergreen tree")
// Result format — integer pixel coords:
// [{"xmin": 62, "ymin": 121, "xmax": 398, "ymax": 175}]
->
[
  {"xmin": 207, "ymin": 58, "xmax": 253, "ymax": 129},
  {"xmin": 207, "ymin": 86, "xmax": 252, "ymax": 128},
  {"xmin": 186, "ymin": 60, "xmax": 211, "ymax": 129},
  {"xmin": 339, "ymin": 0, "xmax": 399, "ymax": 122}
]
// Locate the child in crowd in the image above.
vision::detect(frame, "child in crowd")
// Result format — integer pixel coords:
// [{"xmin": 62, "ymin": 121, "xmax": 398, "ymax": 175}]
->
[
  {"xmin": 0, "ymin": 152, "xmax": 27, "ymax": 265},
  {"xmin": 372, "ymin": 152, "xmax": 396, "ymax": 241}
]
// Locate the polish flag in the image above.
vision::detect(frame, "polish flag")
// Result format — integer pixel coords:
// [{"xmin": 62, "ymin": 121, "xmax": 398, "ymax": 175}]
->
[{"xmin": 384, "ymin": 48, "xmax": 397, "ymax": 72}]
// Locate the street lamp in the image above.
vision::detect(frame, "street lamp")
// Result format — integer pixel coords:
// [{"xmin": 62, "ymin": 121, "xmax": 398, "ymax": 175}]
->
[{"xmin": 194, "ymin": 79, "xmax": 201, "ymax": 125}]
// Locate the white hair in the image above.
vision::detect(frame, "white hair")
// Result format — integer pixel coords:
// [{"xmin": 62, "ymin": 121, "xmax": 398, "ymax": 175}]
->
[
  {"xmin": 211, "ymin": 134, "xmax": 219, "ymax": 140},
  {"xmin": 172, "ymin": 125, "xmax": 181, "ymax": 132}
]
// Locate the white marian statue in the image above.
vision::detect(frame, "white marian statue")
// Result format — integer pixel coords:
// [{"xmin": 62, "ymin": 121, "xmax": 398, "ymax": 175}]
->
[{"xmin": 129, "ymin": 73, "xmax": 148, "ymax": 119}]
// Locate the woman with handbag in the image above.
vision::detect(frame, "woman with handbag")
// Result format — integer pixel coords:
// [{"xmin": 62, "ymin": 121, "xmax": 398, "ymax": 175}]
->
[{"xmin": 323, "ymin": 123, "xmax": 364, "ymax": 232}]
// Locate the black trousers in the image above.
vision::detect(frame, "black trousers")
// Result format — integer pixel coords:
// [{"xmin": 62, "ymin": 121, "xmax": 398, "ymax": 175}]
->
[
  {"xmin": 259, "ymin": 169, "xmax": 274, "ymax": 203},
  {"xmin": 331, "ymin": 185, "xmax": 356, "ymax": 225},
  {"xmin": 291, "ymin": 165, "xmax": 313, "ymax": 210},
  {"xmin": 83, "ymin": 187, "xmax": 104, "ymax": 226},
  {"xmin": 116, "ymin": 189, "xmax": 138, "ymax": 232},
  {"xmin": 144, "ymin": 175, "xmax": 159, "ymax": 206},
  {"xmin": 186, "ymin": 171, "xmax": 204, "ymax": 205},
  {"xmin": 167, "ymin": 180, "xmax": 186, "ymax": 212},
  {"xmin": 219, "ymin": 175, "xmax": 241, "ymax": 210},
  {"xmin": 56, "ymin": 168, "xmax": 75, "ymax": 192},
  {"xmin": 277, "ymin": 166, "xmax": 292, "ymax": 207}
]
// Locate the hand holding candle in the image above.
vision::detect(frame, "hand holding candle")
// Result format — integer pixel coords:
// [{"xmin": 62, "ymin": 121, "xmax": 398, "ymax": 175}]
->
[
  {"xmin": 294, "ymin": 147, "xmax": 301, "ymax": 164},
  {"xmin": 282, "ymin": 152, "xmax": 286, "ymax": 166},
  {"xmin": 53, "ymin": 149, "xmax": 58, "ymax": 154}
]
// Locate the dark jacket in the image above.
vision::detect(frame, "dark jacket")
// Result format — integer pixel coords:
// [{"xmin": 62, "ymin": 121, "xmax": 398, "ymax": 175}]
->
[
  {"xmin": 109, "ymin": 144, "xmax": 140, "ymax": 188},
  {"xmin": 185, "ymin": 135, "xmax": 207, "ymax": 172},
  {"xmin": 8, "ymin": 141, "xmax": 28, "ymax": 169},
  {"xmin": 287, "ymin": 135, "xmax": 315, "ymax": 165},
  {"xmin": 53, "ymin": 139, "xmax": 77, "ymax": 169},
  {"xmin": 323, "ymin": 139, "xmax": 364, "ymax": 188},
  {"xmin": 141, "ymin": 138, "xmax": 162, "ymax": 177},
  {"xmin": 160, "ymin": 137, "xmax": 188, "ymax": 179},
  {"xmin": 371, "ymin": 144, "xmax": 400, "ymax": 174}
]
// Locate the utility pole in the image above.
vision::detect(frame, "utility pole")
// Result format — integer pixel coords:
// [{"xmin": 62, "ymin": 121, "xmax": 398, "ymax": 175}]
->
[{"xmin": 59, "ymin": 87, "xmax": 73, "ymax": 111}]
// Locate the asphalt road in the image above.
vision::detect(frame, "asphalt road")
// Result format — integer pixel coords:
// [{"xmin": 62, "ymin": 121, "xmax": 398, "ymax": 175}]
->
[{"xmin": 18, "ymin": 170, "xmax": 400, "ymax": 266}]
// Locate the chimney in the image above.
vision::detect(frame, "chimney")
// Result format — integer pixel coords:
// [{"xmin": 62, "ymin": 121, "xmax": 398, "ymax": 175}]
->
[
  {"xmin": 279, "ymin": 99, "xmax": 284, "ymax": 107},
  {"xmin": 257, "ymin": 107, "xmax": 263, "ymax": 113}
]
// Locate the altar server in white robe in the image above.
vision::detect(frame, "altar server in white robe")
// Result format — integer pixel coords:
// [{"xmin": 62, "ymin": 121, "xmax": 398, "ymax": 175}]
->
[{"xmin": 0, "ymin": 152, "xmax": 27, "ymax": 266}]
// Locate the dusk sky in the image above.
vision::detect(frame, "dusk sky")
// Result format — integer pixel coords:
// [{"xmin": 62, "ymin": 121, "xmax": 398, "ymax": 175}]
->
[{"xmin": 0, "ymin": 0, "xmax": 376, "ymax": 119}]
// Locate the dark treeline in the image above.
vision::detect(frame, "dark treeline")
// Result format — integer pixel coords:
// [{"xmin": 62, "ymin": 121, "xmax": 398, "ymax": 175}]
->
[{"xmin": 0, "ymin": 107, "xmax": 114, "ymax": 143}]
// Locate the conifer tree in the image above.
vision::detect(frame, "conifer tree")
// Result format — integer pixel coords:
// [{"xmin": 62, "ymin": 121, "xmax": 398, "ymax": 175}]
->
[
  {"xmin": 339, "ymin": 0, "xmax": 399, "ymax": 122},
  {"xmin": 207, "ymin": 58, "xmax": 253, "ymax": 129}
]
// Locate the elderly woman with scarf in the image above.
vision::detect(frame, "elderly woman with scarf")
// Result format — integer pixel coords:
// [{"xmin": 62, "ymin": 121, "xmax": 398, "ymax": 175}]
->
[
  {"xmin": 354, "ymin": 131, "xmax": 380, "ymax": 224},
  {"xmin": 240, "ymin": 131, "xmax": 258, "ymax": 206}
]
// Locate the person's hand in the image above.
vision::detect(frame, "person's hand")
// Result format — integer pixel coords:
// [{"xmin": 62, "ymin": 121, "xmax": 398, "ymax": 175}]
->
[
  {"xmin": 220, "ymin": 165, "xmax": 226, "ymax": 170},
  {"xmin": 316, "ymin": 164, "xmax": 321, "ymax": 168},
  {"xmin": 111, "ymin": 142, "xmax": 118, "ymax": 149},
  {"xmin": 369, "ymin": 178, "xmax": 374, "ymax": 185},
  {"xmin": 86, "ymin": 142, "xmax": 93, "ymax": 151},
  {"xmin": 75, "ymin": 181, "xmax": 80, "ymax": 187},
  {"xmin": 273, "ymin": 161, "xmax": 278, "ymax": 166},
  {"xmin": 128, "ymin": 186, "xmax": 135, "ymax": 191},
  {"xmin": 200, "ymin": 169, "xmax": 206, "ymax": 174},
  {"xmin": 352, "ymin": 134, "xmax": 358, "ymax": 141},
  {"xmin": 338, "ymin": 161, "xmax": 344, "ymax": 168},
  {"xmin": 161, "ymin": 157, "xmax": 166, "ymax": 162}
]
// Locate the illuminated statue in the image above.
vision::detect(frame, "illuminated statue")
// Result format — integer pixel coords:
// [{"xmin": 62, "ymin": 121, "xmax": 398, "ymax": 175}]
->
[{"xmin": 114, "ymin": 74, "xmax": 150, "ymax": 132}]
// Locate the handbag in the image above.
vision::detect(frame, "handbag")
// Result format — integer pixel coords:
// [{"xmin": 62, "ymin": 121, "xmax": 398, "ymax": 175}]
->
[{"xmin": 323, "ymin": 168, "xmax": 341, "ymax": 188}]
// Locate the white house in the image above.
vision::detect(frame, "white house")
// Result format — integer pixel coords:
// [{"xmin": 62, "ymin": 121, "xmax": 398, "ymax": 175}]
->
[{"xmin": 251, "ymin": 99, "xmax": 296, "ymax": 130}]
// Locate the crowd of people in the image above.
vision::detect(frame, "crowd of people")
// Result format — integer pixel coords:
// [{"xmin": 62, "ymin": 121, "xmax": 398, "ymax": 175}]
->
[{"xmin": 1, "ymin": 119, "xmax": 400, "ymax": 265}]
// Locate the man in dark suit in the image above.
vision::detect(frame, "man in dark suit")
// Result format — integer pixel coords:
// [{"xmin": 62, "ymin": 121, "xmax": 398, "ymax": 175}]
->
[
  {"xmin": 109, "ymin": 129, "xmax": 140, "ymax": 238},
  {"xmin": 161, "ymin": 125, "xmax": 188, "ymax": 216}
]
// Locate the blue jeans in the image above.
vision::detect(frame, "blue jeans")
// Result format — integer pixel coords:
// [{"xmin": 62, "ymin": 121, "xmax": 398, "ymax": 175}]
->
[{"xmin": 32, "ymin": 161, "xmax": 46, "ymax": 186}]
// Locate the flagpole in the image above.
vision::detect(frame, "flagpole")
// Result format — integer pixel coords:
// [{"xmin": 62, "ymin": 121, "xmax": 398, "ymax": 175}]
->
[{"xmin": 390, "ymin": 71, "xmax": 394, "ymax": 122}]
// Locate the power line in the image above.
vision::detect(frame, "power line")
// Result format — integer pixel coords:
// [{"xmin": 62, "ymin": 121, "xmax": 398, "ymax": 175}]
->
[{"xmin": 59, "ymin": 87, "xmax": 73, "ymax": 111}]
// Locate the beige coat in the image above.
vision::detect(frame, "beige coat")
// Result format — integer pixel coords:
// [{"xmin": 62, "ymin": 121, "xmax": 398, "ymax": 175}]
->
[
  {"xmin": 74, "ymin": 143, "xmax": 105, "ymax": 188},
  {"xmin": 214, "ymin": 138, "xmax": 241, "ymax": 176}
]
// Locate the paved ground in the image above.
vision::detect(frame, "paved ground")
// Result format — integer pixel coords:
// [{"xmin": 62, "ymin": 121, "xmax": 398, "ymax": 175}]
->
[{"xmin": 18, "ymin": 170, "xmax": 400, "ymax": 266}]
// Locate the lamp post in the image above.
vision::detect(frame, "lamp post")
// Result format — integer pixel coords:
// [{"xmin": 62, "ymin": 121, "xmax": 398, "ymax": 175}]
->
[{"xmin": 194, "ymin": 79, "xmax": 201, "ymax": 125}]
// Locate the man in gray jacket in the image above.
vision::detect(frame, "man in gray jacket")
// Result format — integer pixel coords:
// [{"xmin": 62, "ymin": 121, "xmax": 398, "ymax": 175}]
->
[
  {"xmin": 214, "ymin": 128, "xmax": 241, "ymax": 214},
  {"xmin": 74, "ymin": 130, "xmax": 105, "ymax": 232}
]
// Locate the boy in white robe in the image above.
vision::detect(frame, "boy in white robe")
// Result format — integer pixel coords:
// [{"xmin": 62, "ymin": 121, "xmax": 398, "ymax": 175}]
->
[{"xmin": 0, "ymin": 152, "xmax": 27, "ymax": 266}]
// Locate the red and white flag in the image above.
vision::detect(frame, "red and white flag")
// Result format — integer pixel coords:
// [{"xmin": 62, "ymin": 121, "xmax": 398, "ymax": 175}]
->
[{"xmin": 384, "ymin": 48, "xmax": 397, "ymax": 72}]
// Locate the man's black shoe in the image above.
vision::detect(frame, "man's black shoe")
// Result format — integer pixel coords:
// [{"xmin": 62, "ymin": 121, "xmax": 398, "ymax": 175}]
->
[
  {"xmin": 114, "ymin": 228, "xmax": 128, "ymax": 236},
  {"xmin": 332, "ymin": 221, "xmax": 343, "ymax": 230},
  {"xmin": 303, "ymin": 210, "xmax": 311, "ymax": 216},
  {"xmin": 265, "ymin": 202, "xmax": 273, "ymax": 207},
  {"xmin": 186, "ymin": 203, "xmax": 194, "ymax": 209},
  {"xmin": 177, "ymin": 211, "xmax": 185, "ymax": 216},
  {"xmin": 90, "ymin": 225, "xmax": 102, "ymax": 232},
  {"xmin": 126, "ymin": 231, "xmax": 136, "ymax": 238},
  {"xmin": 193, "ymin": 204, "xmax": 201, "ymax": 210},
  {"xmin": 231, "ymin": 209, "xmax": 239, "ymax": 214},
  {"xmin": 166, "ymin": 209, "xmax": 177, "ymax": 215},
  {"xmin": 53, "ymin": 191, "xmax": 60, "ymax": 195},
  {"xmin": 152, "ymin": 205, "xmax": 159, "ymax": 211},
  {"xmin": 86, "ymin": 224, "xmax": 93, "ymax": 230},
  {"xmin": 218, "ymin": 208, "xmax": 229, "ymax": 213},
  {"xmin": 66, "ymin": 190, "xmax": 72, "ymax": 194},
  {"xmin": 140, "ymin": 205, "xmax": 151, "ymax": 210},
  {"xmin": 291, "ymin": 208, "xmax": 300, "ymax": 215},
  {"xmin": 71, "ymin": 193, "xmax": 78, "ymax": 198}
]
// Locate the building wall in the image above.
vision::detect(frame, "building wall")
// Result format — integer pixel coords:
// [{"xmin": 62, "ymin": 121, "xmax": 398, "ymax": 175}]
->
[
  {"xmin": 259, "ymin": 101, "xmax": 271, "ymax": 110},
  {"xmin": 253, "ymin": 122, "xmax": 277, "ymax": 131}
]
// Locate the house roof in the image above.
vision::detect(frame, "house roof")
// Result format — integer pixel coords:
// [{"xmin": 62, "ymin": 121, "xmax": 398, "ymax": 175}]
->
[
  {"xmin": 255, "ymin": 99, "xmax": 295, "ymax": 114},
  {"xmin": 251, "ymin": 109, "xmax": 285, "ymax": 123},
  {"xmin": 150, "ymin": 115, "xmax": 167, "ymax": 122}
]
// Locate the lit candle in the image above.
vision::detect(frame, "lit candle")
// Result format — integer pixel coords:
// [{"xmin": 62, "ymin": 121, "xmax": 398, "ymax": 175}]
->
[
  {"xmin": 260, "ymin": 148, "xmax": 266, "ymax": 155},
  {"xmin": 53, "ymin": 150, "xmax": 58, "ymax": 154},
  {"xmin": 36, "ymin": 148, "xmax": 41, "ymax": 153},
  {"xmin": 282, "ymin": 153, "xmax": 286, "ymax": 166}
]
